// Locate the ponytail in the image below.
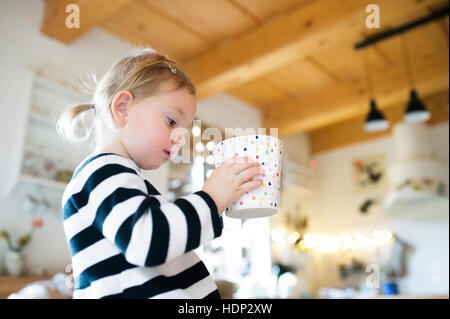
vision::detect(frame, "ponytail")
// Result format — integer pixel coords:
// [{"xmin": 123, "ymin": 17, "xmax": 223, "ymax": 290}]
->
[{"xmin": 56, "ymin": 103, "xmax": 95, "ymax": 143}]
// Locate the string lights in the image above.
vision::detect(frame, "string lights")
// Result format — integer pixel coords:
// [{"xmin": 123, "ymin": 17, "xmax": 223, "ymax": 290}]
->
[{"xmin": 271, "ymin": 228, "xmax": 393, "ymax": 254}]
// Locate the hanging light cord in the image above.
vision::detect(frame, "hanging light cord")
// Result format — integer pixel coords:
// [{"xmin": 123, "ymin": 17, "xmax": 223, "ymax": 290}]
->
[
  {"xmin": 362, "ymin": 49, "xmax": 375, "ymax": 100},
  {"xmin": 401, "ymin": 33, "xmax": 416, "ymax": 89}
]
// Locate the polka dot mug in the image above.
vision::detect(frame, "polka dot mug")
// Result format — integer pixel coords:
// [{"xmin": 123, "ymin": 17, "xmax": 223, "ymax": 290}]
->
[{"xmin": 212, "ymin": 134, "xmax": 283, "ymax": 219}]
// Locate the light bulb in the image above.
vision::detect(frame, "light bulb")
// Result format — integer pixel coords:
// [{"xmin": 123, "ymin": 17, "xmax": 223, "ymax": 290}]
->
[
  {"xmin": 192, "ymin": 126, "xmax": 201, "ymax": 137},
  {"xmin": 206, "ymin": 141, "xmax": 215, "ymax": 151},
  {"xmin": 206, "ymin": 155, "xmax": 214, "ymax": 165},
  {"xmin": 195, "ymin": 142, "xmax": 204, "ymax": 152}
]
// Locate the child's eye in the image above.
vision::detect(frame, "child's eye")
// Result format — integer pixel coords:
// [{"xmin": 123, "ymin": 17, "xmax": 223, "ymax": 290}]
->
[{"xmin": 168, "ymin": 117, "xmax": 177, "ymax": 127}]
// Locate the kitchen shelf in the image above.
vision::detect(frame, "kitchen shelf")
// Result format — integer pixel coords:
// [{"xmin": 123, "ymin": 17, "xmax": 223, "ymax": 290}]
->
[
  {"xmin": 19, "ymin": 174, "xmax": 68, "ymax": 191},
  {"xmin": 5, "ymin": 73, "xmax": 90, "ymax": 215},
  {"xmin": 29, "ymin": 109, "xmax": 53, "ymax": 126}
]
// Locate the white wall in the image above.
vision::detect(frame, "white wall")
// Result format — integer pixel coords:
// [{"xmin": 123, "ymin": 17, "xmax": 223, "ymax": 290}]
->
[{"xmin": 308, "ymin": 122, "xmax": 449, "ymax": 295}]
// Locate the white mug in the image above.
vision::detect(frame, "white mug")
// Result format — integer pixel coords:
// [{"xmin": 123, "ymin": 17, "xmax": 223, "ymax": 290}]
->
[{"xmin": 213, "ymin": 135, "xmax": 283, "ymax": 219}]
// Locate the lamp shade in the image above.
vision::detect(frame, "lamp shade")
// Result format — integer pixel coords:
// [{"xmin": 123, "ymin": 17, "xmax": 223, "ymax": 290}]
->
[
  {"xmin": 364, "ymin": 99, "xmax": 389, "ymax": 132},
  {"xmin": 404, "ymin": 89, "xmax": 430, "ymax": 123}
]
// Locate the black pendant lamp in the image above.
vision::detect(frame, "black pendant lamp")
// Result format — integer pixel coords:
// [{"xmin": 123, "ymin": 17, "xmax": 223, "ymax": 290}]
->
[
  {"xmin": 405, "ymin": 89, "xmax": 431, "ymax": 123},
  {"xmin": 365, "ymin": 99, "xmax": 390, "ymax": 132},
  {"xmin": 362, "ymin": 50, "xmax": 389, "ymax": 132},
  {"xmin": 401, "ymin": 34, "xmax": 431, "ymax": 123}
]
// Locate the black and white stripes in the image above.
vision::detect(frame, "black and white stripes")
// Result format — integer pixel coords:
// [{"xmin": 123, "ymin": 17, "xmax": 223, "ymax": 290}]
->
[{"xmin": 62, "ymin": 153, "xmax": 223, "ymax": 299}]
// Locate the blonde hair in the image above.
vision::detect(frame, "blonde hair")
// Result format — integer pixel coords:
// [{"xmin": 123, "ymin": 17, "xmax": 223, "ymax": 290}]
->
[{"xmin": 56, "ymin": 48, "xmax": 196, "ymax": 151}]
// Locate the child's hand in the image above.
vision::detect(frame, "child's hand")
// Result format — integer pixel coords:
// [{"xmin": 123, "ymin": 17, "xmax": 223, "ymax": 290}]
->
[{"xmin": 202, "ymin": 156, "xmax": 265, "ymax": 216}]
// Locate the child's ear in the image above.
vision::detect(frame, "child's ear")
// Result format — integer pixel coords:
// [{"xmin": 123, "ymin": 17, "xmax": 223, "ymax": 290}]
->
[{"xmin": 111, "ymin": 90, "xmax": 134, "ymax": 126}]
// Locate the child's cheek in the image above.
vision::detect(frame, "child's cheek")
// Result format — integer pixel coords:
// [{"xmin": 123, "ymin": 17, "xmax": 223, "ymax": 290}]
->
[{"xmin": 147, "ymin": 127, "xmax": 169, "ymax": 151}]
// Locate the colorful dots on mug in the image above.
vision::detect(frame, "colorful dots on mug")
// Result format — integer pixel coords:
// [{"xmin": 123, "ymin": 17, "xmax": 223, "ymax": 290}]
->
[{"xmin": 213, "ymin": 135, "xmax": 282, "ymax": 216}]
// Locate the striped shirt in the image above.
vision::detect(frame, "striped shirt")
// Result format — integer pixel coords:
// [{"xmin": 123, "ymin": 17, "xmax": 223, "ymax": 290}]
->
[{"xmin": 61, "ymin": 152, "xmax": 223, "ymax": 299}]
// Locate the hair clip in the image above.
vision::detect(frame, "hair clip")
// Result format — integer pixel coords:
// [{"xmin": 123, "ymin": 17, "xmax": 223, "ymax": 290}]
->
[{"xmin": 167, "ymin": 62, "xmax": 177, "ymax": 74}]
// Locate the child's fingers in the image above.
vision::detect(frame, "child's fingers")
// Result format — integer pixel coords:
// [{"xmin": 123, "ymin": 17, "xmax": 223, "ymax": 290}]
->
[
  {"xmin": 232, "ymin": 156, "xmax": 260, "ymax": 175},
  {"xmin": 239, "ymin": 179, "xmax": 263, "ymax": 196},
  {"xmin": 236, "ymin": 166, "xmax": 265, "ymax": 185}
]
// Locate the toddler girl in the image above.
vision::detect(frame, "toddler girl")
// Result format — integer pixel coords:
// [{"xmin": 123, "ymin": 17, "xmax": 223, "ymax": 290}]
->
[{"xmin": 57, "ymin": 48, "xmax": 265, "ymax": 299}]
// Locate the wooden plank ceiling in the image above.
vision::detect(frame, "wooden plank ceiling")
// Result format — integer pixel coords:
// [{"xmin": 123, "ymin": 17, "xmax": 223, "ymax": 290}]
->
[{"xmin": 41, "ymin": 0, "xmax": 449, "ymax": 154}]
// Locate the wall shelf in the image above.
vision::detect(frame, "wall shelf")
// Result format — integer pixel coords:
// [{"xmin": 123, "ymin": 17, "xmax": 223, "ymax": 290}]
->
[
  {"xmin": 6, "ymin": 73, "xmax": 91, "ymax": 215},
  {"xmin": 19, "ymin": 174, "xmax": 68, "ymax": 191}
]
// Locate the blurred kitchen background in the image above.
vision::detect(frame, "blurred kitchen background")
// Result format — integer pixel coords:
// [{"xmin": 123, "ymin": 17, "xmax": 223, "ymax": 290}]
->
[{"xmin": 0, "ymin": 0, "xmax": 448, "ymax": 299}]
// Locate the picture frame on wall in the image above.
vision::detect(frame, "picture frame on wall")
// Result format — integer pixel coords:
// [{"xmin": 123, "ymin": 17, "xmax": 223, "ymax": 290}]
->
[{"xmin": 352, "ymin": 153, "xmax": 388, "ymax": 193}]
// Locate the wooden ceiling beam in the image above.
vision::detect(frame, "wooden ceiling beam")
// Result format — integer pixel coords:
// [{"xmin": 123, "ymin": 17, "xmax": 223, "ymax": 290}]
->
[
  {"xmin": 264, "ymin": 52, "xmax": 449, "ymax": 136},
  {"xmin": 184, "ymin": 0, "xmax": 371, "ymax": 99},
  {"xmin": 41, "ymin": 0, "xmax": 134, "ymax": 44}
]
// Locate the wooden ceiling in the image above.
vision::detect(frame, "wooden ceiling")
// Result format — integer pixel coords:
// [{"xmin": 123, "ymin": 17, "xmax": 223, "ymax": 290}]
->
[{"xmin": 41, "ymin": 0, "xmax": 449, "ymax": 154}]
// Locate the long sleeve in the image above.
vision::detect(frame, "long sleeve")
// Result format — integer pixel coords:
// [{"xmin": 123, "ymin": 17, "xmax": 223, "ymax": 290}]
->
[{"xmin": 62, "ymin": 154, "xmax": 223, "ymax": 268}]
